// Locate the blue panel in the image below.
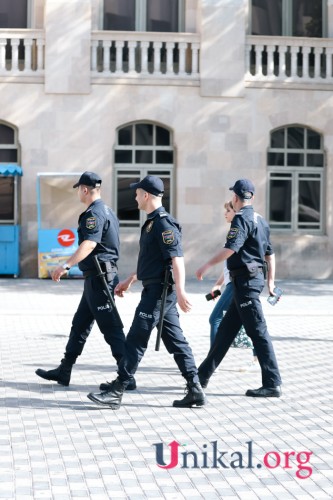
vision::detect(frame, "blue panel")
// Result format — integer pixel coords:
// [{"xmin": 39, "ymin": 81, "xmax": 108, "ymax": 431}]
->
[
  {"xmin": 0, "ymin": 225, "xmax": 20, "ymax": 275},
  {"xmin": 0, "ymin": 165, "xmax": 23, "ymax": 176}
]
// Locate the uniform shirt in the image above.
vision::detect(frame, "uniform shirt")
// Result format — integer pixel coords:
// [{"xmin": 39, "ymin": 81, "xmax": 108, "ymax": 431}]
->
[
  {"xmin": 137, "ymin": 206, "xmax": 183, "ymax": 281},
  {"xmin": 77, "ymin": 199, "xmax": 120, "ymax": 272},
  {"xmin": 224, "ymin": 205, "xmax": 273, "ymax": 271}
]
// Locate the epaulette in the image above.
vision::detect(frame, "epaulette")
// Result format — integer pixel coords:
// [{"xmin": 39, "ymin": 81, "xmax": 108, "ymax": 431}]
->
[{"xmin": 159, "ymin": 212, "xmax": 168, "ymax": 218}]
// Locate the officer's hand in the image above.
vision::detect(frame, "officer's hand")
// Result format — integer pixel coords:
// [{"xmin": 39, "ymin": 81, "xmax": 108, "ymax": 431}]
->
[
  {"xmin": 176, "ymin": 289, "xmax": 192, "ymax": 313},
  {"xmin": 115, "ymin": 276, "xmax": 133, "ymax": 297},
  {"xmin": 51, "ymin": 266, "xmax": 67, "ymax": 282},
  {"xmin": 196, "ymin": 264, "xmax": 209, "ymax": 281}
]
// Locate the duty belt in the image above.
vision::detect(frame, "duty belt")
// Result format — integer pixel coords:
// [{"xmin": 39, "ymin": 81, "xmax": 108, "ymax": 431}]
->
[
  {"xmin": 83, "ymin": 261, "xmax": 117, "ymax": 278},
  {"xmin": 229, "ymin": 266, "xmax": 263, "ymax": 278},
  {"xmin": 142, "ymin": 278, "xmax": 163, "ymax": 287}
]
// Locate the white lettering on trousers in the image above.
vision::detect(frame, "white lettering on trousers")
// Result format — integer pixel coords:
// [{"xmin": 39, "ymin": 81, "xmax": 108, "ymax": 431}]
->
[
  {"xmin": 139, "ymin": 311, "xmax": 153, "ymax": 319},
  {"xmin": 240, "ymin": 300, "xmax": 252, "ymax": 308}
]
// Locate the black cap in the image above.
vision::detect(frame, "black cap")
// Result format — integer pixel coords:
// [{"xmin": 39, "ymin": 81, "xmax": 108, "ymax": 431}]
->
[
  {"xmin": 130, "ymin": 175, "xmax": 164, "ymax": 196},
  {"xmin": 229, "ymin": 179, "xmax": 255, "ymax": 199},
  {"xmin": 73, "ymin": 171, "xmax": 102, "ymax": 189}
]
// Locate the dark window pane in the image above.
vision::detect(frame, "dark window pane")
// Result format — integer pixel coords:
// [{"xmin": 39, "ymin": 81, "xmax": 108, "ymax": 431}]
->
[
  {"xmin": 0, "ymin": 0, "xmax": 27, "ymax": 28},
  {"xmin": 269, "ymin": 179, "xmax": 291, "ymax": 222},
  {"xmin": 147, "ymin": 0, "xmax": 179, "ymax": 32},
  {"xmin": 0, "ymin": 177, "xmax": 14, "ymax": 220},
  {"xmin": 135, "ymin": 151, "xmax": 153, "ymax": 163},
  {"xmin": 156, "ymin": 126, "xmax": 170, "ymax": 146},
  {"xmin": 307, "ymin": 153, "xmax": 324, "ymax": 167},
  {"xmin": 118, "ymin": 126, "xmax": 133, "ymax": 145},
  {"xmin": 307, "ymin": 130, "xmax": 321, "ymax": 149},
  {"xmin": 0, "ymin": 150, "xmax": 18, "ymax": 162},
  {"xmin": 104, "ymin": 0, "xmax": 135, "ymax": 31},
  {"xmin": 287, "ymin": 127, "xmax": 304, "ymax": 149},
  {"xmin": 115, "ymin": 150, "xmax": 132, "ymax": 163},
  {"xmin": 298, "ymin": 180, "xmax": 320, "ymax": 222},
  {"xmin": 268, "ymin": 152, "xmax": 284, "ymax": 166},
  {"xmin": 117, "ymin": 177, "xmax": 140, "ymax": 221},
  {"xmin": 271, "ymin": 129, "xmax": 284, "ymax": 148},
  {"xmin": 287, "ymin": 153, "xmax": 304, "ymax": 166},
  {"xmin": 251, "ymin": 0, "xmax": 282, "ymax": 36},
  {"xmin": 135, "ymin": 124, "xmax": 153, "ymax": 146},
  {"xmin": 293, "ymin": 0, "xmax": 322, "ymax": 37},
  {"xmin": 156, "ymin": 151, "xmax": 173, "ymax": 164},
  {"xmin": 0, "ymin": 125, "xmax": 14, "ymax": 144}
]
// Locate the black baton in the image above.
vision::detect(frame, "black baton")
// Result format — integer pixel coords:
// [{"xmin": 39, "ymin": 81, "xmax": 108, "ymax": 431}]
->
[
  {"xmin": 155, "ymin": 266, "xmax": 171, "ymax": 352},
  {"xmin": 93, "ymin": 255, "xmax": 124, "ymax": 328}
]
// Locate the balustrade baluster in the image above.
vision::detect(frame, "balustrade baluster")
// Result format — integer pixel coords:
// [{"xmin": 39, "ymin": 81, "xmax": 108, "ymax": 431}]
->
[
  {"xmin": 326, "ymin": 48, "xmax": 333, "ymax": 79},
  {"xmin": 24, "ymin": 38, "xmax": 33, "ymax": 72},
  {"xmin": 277, "ymin": 45, "xmax": 287, "ymax": 78},
  {"xmin": 254, "ymin": 44, "xmax": 263, "ymax": 76},
  {"xmin": 245, "ymin": 44, "xmax": 252, "ymax": 76},
  {"xmin": 115, "ymin": 40, "xmax": 124, "ymax": 74},
  {"xmin": 266, "ymin": 45, "xmax": 275, "ymax": 77},
  {"xmin": 36, "ymin": 38, "xmax": 44, "ymax": 71},
  {"xmin": 302, "ymin": 46, "xmax": 311, "ymax": 78},
  {"xmin": 0, "ymin": 39, "xmax": 6, "ymax": 71},
  {"xmin": 102, "ymin": 40, "xmax": 111, "ymax": 73},
  {"xmin": 166, "ymin": 42, "xmax": 175, "ymax": 74},
  {"xmin": 191, "ymin": 43, "xmax": 199, "ymax": 75},
  {"xmin": 314, "ymin": 47, "xmax": 322, "ymax": 79},
  {"xmin": 140, "ymin": 41, "xmax": 149, "ymax": 74},
  {"xmin": 128, "ymin": 40, "xmax": 136, "ymax": 73},
  {"xmin": 153, "ymin": 41, "xmax": 163, "ymax": 75},
  {"xmin": 290, "ymin": 46, "xmax": 299, "ymax": 77},
  {"xmin": 178, "ymin": 42, "xmax": 187, "ymax": 75},
  {"xmin": 11, "ymin": 39, "xmax": 20, "ymax": 72},
  {"xmin": 91, "ymin": 40, "xmax": 98, "ymax": 71}
]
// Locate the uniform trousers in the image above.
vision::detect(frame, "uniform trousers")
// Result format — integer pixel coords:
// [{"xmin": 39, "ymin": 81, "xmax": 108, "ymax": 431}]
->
[
  {"xmin": 199, "ymin": 272, "xmax": 282, "ymax": 388},
  {"xmin": 117, "ymin": 283, "xmax": 199, "ymax": 385},
  {"xmin": 65, "ymin": 271, "xmax": 125, "ymax": 364}
]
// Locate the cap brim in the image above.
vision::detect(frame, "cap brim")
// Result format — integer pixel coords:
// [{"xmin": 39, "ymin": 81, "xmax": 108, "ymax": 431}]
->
[
  {"xmin": 229, "ymin": 185, "xmax": 235, "ymax": 191},
  {"xmin": 130, "ymin": 181, "xmax": 141, "ymax": 190},
  {"xmin": 73, "ymin": 182, "xmax": 80, "ymax": 188}
]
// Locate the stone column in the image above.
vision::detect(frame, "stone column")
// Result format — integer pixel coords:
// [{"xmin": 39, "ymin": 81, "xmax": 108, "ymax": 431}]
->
[
  {"xmin": 44, "ymin": 0, "xmax": 91, "ymax": 94},
  {"xmin": 199, "ymin": 0, "xmax": 247, "ymax": 97}
]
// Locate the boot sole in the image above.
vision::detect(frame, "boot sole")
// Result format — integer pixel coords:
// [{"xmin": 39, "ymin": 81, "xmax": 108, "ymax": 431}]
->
[
  {"xmin": 87, "ymin": 393, "xmax": 121, "ymax": 410},
  {"xmin": 173, "ymin": 398, "xmax": 206, "ymax": 408},
  {"xmin": 35, "ymin": 369, "xmax": 69, "ymax": 386}
]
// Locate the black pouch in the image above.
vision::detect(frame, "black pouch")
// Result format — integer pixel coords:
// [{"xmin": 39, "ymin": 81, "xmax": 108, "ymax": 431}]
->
[
  {"xmin": 104, "ymin": 261, "xmax": 115, "ymax": 282},
  {"xmin": 263, "ymin": 261, "xmax": 268, "ymax": 279},
  {"xmin": 245, "ymin": 262, "xmax": 259, "ymax": 278}
]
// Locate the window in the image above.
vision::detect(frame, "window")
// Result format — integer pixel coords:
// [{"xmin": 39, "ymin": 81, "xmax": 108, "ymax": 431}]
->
[
  {"xmin": 250, "ymin": 0, "xmax": 326, "ymax": 37},
  {"xmin": 0, "ymin": 0, "xmax": 28, "ymax": 28},
  {"xmin": 114, "ymin": 122, "xmax": 174, "ymax": 227},
  {"xmin": 103, "ymin": 0, "xmax": 184, "ymax": 32},
  {"xmin": 0, "ymin": 123, "xmax": 20, "ymax": 223},
  {"xmin": 267, "ymin": 126, "xmax": 324, "ymax": 233}
]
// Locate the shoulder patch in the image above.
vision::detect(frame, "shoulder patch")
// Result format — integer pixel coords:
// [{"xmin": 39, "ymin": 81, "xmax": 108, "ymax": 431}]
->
[
  {"xmin": 227, "ymin": 227, "xmax": 238, "ymax": 239},
  {"xmin": 162, "ymin": 229, "xmax": 174, "ymax": 245},
  {"xmin": 86, "ymin": 217, "xmax": 96, "ymax": 229}
]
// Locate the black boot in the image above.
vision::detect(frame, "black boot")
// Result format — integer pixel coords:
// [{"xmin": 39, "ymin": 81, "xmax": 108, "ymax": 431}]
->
[
  {"xmin": 173, "ymin": 381, "xmax": 206, "ymax": 408},
  {"xmin": 35, "ymin": 358, "xmax": 74, "ymax": 386},
  {"xmin": 99, "ymin": 376, "xmax": 136, "ymax": 392},
  {"xmin": 87, "ymin": 378, "xmax": 125, "ymax": 410}
]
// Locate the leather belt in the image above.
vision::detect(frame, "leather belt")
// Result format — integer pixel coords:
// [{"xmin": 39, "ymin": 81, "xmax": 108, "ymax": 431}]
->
[
  {"xmin": 142, "ymin": 278, "xmax": 163, "ymax": 287},
  {"xmin": 83, "ymin": 262, "xmax": 117, "ymax": 278},
  {"xmin": 229, "ymin": 266, "xmax": 263, "ymax": 278}
]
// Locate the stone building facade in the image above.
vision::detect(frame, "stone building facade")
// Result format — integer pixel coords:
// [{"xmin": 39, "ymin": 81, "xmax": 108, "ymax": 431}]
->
[{"xmin": 1, "ymin": 0, "xmax": 333, "ymax": 278}]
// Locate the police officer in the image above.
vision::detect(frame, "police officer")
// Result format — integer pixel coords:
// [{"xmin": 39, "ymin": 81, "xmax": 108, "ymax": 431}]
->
[
  {"xmin": 196, "ymin": 179, "xmax": 282, "ymax": 397},
  {"xmin": 87, "ymin": 175, "xmax": 206, "ymax": 409},
  {"xmin": 35, "ymin": 171, "xmax": 135, "ymax": 390}
]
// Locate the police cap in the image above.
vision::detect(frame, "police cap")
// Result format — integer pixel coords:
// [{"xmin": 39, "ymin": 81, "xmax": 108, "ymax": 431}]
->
[
  {"xmin": 73, "ymin": 171, "xmax": 102, "ymax": 189},
  {"xmin": 229, "ymin": 179, "xmax": 255, "ymax": 199},
  {"xmin": 130, "ymin": 175, "xmax": 164, "ymax": 196}
]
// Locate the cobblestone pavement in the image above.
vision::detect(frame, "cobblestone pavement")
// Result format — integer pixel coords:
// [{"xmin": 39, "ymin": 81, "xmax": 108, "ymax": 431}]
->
[{"xmin": 0, "ymin": 278, "xmax": 332, "ymax": 500}]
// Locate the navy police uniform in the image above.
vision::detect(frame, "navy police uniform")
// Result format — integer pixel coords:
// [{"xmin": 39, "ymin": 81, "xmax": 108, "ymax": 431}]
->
[
  {"xmin": 65, "ymin": 198, "xmax": 125, "ymax": 364},
  {"xmin": 198, "ymin": 205, "xmax": 282, "ymax": 388},
  {"xmin": 117, "ymin": 206, "xmax": 199, "ymax": 385}
]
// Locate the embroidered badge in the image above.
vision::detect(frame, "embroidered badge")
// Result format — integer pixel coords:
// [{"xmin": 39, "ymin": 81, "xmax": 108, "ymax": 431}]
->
[
  {"xmin": 162, "ymin": 230, "xmax": 174, "ymax": 245},
  {"xmin": 146, "ymin": 221, "xmax": 154, "ymax": 233},
  {"xmin": 86, "ymin": 217, "xmax": 96, "ymax": 229},
  {"xmin": 227, "ymin": 227, "xmax": 238, "ymax": 239}
]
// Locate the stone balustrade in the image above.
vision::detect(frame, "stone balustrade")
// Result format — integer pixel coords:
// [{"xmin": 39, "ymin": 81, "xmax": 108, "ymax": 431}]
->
[
  {"xmin": 91, "ymin": 31, "xmax": 200, "ymax": 82},
  {"xmin": 246, "ymin": 35, "xmax": 333, "ymax": 86},
  {"xmin": 0, "ymin": 30, "xmax": 44, "ymax": 75}
]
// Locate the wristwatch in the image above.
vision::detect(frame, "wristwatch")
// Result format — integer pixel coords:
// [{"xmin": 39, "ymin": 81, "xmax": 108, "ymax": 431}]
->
[{"xmin": 62, "ymin": 264, "xmax": 71, "ymax": 271}]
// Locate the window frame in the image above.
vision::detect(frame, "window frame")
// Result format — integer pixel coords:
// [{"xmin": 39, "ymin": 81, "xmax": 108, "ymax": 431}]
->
[
  {"xmin": 267, "ymin": 125, "xmax": 325, "ymax": 235},
  {"xmin": 248, "ymin": 0, "xmax": 327, "ymax": 37},
  {"xmin": 113, "ymin": 121, "xmax": 175, "ymax": 229},
  {"xmin": 0, "ymin": 121, "xmax": 20, "ymax": 224},
  {"xmin": 101, "ymin": 0, "xmax": 185, "ymax": 32}
]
